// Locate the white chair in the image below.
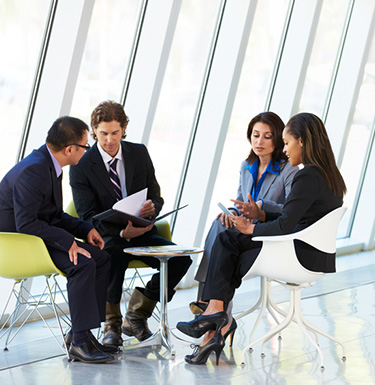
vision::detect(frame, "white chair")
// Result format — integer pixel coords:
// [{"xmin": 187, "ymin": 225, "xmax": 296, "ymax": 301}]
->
[{"xmin": 240, "ymin": 207, "xmax": 347, "ymax": 371}]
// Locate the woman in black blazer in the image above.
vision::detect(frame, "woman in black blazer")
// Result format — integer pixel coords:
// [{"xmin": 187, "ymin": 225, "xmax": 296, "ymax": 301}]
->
[{"xmin": 177, "ymin": 112, "xmax": 347, "ymax": 365}]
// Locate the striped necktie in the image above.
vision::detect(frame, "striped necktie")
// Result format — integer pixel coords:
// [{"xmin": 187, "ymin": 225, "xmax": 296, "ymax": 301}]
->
[{"xmin": 108, "ymin": 158, "xmax": 122, "ymax": 201}]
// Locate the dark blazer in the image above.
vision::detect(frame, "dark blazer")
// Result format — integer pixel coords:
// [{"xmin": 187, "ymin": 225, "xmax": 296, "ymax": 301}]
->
[
  {"xmin": 0, "ymin": 145, "xmax": 93, "ymax": 250},
  {"xmin": 253, "ymin": 165, "xmax": 343, "ymax": 272},
  {"xmin": 69, "ymin": 141, "xmax": 163, "ymax": 239}
]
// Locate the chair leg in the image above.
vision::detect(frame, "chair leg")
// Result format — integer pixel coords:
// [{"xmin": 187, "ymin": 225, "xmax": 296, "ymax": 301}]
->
[
  {"xmin": 247, "ymin": 278, "xmax": 269, "ymax": 348},
  {"xmin": 0, "ymin": 282, "xmax": 18, "ymax": 343},
  {"xmin": 267, "ymin": 285, "xmax": 288, "ymax": 318},
  {"xmin": 50, "ymin": 275, "xmax": 71, "ymax": 328},
  {"xmin": 241, "ymin": 286, "xmax": 296, "ymax": 366},
  {"xmin": 241, "ymin": 284, "xmax": 346, "ymax": 370},
  {"xmin": 236, "ymin": 278, "xmax": 283, "ymax": 345},
  {"xmin": 1, "ymin": 278, "xmax": 70, "ymax": 355},
  {"xmin": 2, "ymin": 281, "xmax": 37, "ymax": 349},
  {"xmin": 45, "ymin": 277, "xmax": 69, "ymax": 357},
  {"xmin": 293, "ymin": 289, "xmax": 326, "ymax": 370},
  {"xmin": 235, "ymin": 279, "xmax": 263, "ymax": 321},
  {"xmin": 293, "ymin": 290, "xmax": 346, "ymax": 367}
]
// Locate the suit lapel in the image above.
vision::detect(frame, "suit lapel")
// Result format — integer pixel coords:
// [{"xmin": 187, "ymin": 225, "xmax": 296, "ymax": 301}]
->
[
  {"xmin": 259, "ymin": 172, "xmax": 278, "ymax": 198},
  {"xmin": 40, "ymin": 145, "xmax": 63, "ymax": 209},
  {"xmin": 121, "ymin": 141, "xmax": 134, "ymax": 194},
  {"xmin": 90, "ymin": 144, "xmax": 118, "ymax": 202}
]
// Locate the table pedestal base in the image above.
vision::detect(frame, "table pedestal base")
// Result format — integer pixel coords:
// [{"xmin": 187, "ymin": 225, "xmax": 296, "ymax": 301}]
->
[{"xmin": 123, "ymin": 256, "xmax": 193, "ymax": 356}]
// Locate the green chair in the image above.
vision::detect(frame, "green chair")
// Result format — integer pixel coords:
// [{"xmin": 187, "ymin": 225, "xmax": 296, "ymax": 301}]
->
[
  {"xmin": 0, "ymin": 233, "xmax": 70, "ymax": 356},
  {"xmin": 65, "ymin": 201, "xmax": 172, "ymax": 319}
]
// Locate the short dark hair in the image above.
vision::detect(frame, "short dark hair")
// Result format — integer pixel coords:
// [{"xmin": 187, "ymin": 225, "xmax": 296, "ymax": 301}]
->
[
  {"xmin": 285, "ymin": 112, "xmax": 346, "ymax": 197},
  {"xmin": 246, "ymin": 111, "xmax": 287, "ymax": 166},
  {"xmin": 90, "ymin": 100, "xmax": 129, "ymax": 141},
  {"xmin": 46, "ymin": 116, "xmax": 89, "ymax": 152}
]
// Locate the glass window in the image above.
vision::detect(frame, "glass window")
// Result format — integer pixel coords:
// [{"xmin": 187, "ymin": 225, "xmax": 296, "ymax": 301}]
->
[
  {"xmin": 70, "ymin": 0, "xmax": 142, "ymax": 121},
  {"xmin": 0, "ymin": 0, "xmax": 51, "ymax": 179},
  {"xmin": 203, "ymin": 0, "xmax": 290, "ymax": 236},
  {"xmin": 297, "ymin": 0, "xmax": 351, "ymax": 115},
  {"xmin": 146, "ymin": 0, "xmax": 222, "ymax": 213},
  {"xmin": 338, "ymin": 38, "xmax": 375, "ymax": 238},
  {"xmin": 66, "ymin": 0, "xmax": 142, "ymax": 208}
]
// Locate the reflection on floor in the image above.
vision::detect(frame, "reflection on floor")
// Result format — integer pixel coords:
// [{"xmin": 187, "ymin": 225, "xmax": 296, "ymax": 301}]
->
[{"xmin": 0, "ymin": 251, "xmax": 375, "ymax": 385}]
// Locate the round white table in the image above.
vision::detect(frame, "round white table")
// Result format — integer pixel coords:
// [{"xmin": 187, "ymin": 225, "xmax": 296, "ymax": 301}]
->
[{"xmin": 123, "ymin": 245, "xmax": 203, "ymax": 356}]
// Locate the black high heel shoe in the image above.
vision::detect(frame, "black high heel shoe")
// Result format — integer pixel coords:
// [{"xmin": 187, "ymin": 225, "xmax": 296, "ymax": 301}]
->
[
  {"xmin": 185, "ymin": 333, "xmax": 225, "ymax": 365},
  {"xmin": 177, "ymin": 311, "xmax": 228, "ymax": 339},
  {"xmin": 189, "ymin": 301, "xmax": 208, "ymax": 315},
  {"xmin": 222, "ymin": 319, "xmax": 237, "ymax": 347}
]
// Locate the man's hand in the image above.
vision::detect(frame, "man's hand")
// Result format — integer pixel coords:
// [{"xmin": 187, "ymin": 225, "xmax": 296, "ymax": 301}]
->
[
  {"xmin": 215, "ymin": 209, "xmax": 238, "ymax": 228},
  {"xmin": 231, "ymin": 193, "xmax": 265, "ymax": 222},
  {"xmin": 229, "ymin": 215, "xmax": 255, "ymax": 235},
  {"xmin": 140, "ymin": 199, "xmax": 155, "ymax": 218},
  {"xmin": 68, "ymin": 240, "xmax": 91, "ymax": 265},
  {"xmin": 121, "ymin": 220, "xmax": 154, "ymax": 239},
  {"xmin": 87, "ymin": 228, "xmax": 105, "ymax": 250}
]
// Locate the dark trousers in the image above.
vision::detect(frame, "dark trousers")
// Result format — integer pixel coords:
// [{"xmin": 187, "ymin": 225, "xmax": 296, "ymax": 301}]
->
[
  {"xmin": 104, "ymin": 227, "xmax": 192, "ymax": 304},
  {"xmin": 202, "ymin": 229, "xmax": 262, "ymax": 307},
  {"xmin": 195, "ymin": 218, "xmax": 239, "ymax": 299},
  {"xmin": 47, "ymin": 240, "xmax": 111, "ymax": 333}
]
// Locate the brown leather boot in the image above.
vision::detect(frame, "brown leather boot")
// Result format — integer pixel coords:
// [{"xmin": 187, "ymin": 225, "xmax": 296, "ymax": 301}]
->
[
  {"xmin": 102, "ymin": 302, "xmax": 123, "ymax": 347},
  {"xmin": 122, "ymin": 288, "xmax": 157, "ymax": 342}
]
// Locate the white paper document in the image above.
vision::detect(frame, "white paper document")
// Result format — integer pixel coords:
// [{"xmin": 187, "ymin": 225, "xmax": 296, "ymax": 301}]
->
[{"xmin": 112, "ymin": 188, "xmax": 148, "ymax": 216}]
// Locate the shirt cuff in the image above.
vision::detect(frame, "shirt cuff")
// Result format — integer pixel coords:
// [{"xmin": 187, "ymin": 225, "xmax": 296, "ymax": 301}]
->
[{"xmin": 120, "ymin": 229, "xmax": 131, "ymax": 242}]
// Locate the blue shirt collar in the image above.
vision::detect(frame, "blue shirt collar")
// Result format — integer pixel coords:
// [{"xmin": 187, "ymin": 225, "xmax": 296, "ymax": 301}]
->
[
  {"xmin": 245, "ymin": 159, "xmax": 280, "ymax": 176},
  {"xmin": 46, "ymin": 145, "xmax": 62, "ymax": 178}
]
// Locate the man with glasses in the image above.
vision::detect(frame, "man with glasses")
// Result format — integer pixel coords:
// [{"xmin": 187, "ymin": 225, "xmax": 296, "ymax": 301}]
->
[
  {"xmin": 70, "ymin": 101, "xmax": 191, "ymax": 347},
  {"xmin": 0, "ymin": 116, "xmax": 117, "ymax": 363}
]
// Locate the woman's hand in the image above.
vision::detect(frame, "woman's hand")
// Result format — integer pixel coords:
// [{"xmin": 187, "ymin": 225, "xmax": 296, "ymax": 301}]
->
[
  {"xmin": 216, "ymin": 209, "xmax": 238, "ymax": 228},
  {"xmin": 229, "ymin": 215, "xmax": 255, "ymax": 235},
  {"xmin": 231, "ymin": 193, "xmax": 265, "ymax": 222}
]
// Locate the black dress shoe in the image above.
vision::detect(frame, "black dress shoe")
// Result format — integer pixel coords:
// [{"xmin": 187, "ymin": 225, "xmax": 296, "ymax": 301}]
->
[
  {"xmin": 177, "ymin": 311, "xmax": 228, "ymax": 339},
  {"xmin": 90, "ymin": 333, "xmax": 120, "ymax": 354},
  {"xmin": 68, "ymin": 340, "xmax": 114, "ymax": 364},
  {"xmin": 64, "ymin": 331, "xmax": 119, "ymax": 354}
]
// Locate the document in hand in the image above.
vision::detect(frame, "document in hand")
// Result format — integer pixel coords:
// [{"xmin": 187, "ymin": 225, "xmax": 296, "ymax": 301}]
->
[{"xmin": 92, "ymin": 188, "xmax": 188, "ymax": 227}]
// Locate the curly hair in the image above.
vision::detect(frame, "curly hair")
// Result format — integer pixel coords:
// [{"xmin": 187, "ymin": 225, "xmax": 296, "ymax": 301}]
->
[{"xmin": 90, "ymin": 100, "xmax": 129, "ymax": 140}]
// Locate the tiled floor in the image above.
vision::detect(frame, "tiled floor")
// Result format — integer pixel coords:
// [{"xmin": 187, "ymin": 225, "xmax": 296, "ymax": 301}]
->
[{"xmin": 0, "ymin": 251, "xmax": 375, "ymax": 384}]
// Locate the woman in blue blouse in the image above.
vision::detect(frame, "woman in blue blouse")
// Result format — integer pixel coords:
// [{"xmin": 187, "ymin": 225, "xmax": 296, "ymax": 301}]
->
[
  {"xmin": 178, "ymin": 112, "xmax": 346, "ymax": 365},
  {"xmin": 192, "ymin": 112, "xmax": 298, "ymax": 314}
]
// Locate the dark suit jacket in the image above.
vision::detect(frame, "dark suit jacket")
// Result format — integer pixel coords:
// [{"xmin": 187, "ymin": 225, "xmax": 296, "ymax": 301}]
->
[
  {"xmin": 69, "ymin": 141, "xmax": 163, "ymax": 239},
  {"xmin": 253, "ymin": 165, "xmax": 343, "ymax": 272},
  {"xmin": 0, "ymin": 144, "xmax": 93, "ymax": 251}
]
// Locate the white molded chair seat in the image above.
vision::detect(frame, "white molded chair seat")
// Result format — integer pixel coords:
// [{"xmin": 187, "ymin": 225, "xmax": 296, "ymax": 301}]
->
[{"xmin": 240, "ymin": 207, "xmax": 347, "ymax": 370}]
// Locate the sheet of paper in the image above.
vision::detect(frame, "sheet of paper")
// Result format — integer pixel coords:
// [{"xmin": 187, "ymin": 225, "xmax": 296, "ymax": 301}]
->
[{"xmin": 113, "ymin": 188, "xmax": 147, "ymax": 216}]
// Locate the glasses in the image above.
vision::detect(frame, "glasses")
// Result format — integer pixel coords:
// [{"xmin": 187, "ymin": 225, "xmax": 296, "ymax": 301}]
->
[{"xmin": 67, "ymin": 143, "xmax": 91, "ymax": 150}]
